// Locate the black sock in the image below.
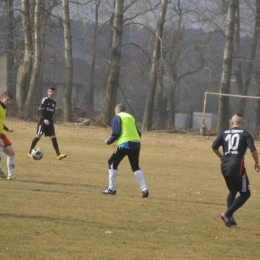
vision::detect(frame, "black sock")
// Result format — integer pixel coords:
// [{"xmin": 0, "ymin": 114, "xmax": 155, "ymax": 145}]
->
[
  {"xmin": 29, "ymin": 137, "xmax": 40, "ymax": 153},
  {"xmin": 52, "ymin": 137, "xmax": 60, "ymax": 156}
]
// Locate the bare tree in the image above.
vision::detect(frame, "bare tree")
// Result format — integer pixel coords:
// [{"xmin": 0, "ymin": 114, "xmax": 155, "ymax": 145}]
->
[
  {"xmin": 17, "ymin": 0, "xmax": 33, "ymax": 113},
  {"xmin": 142, "ymin": 0, "xmax": 168, "ymax": 131},
  {"xmin": 255, "ymin": 71, "xmax": 260, "ymax": 129},
  {"xmin": 4, "ymin": 0, "xmax": 16, "ymax": 101},
  {"xmin": 24, "ymin": 0, "xmax": 42, "ymax": 119},
  {"xmin": 154, "ymin": 50, "xmax": 166, "ymax": 129},
  {"xmin": 100, "ymin": 0, "xmax": 124, "ymax": 125},
  {"xmin": 235, "ymin": 0, "xmax": 260, "ymax": 114},
  {"xmin": 62, "ymin": 0, "xmax": 73, "ymax": 122},
  {"xmin": 165, "ymin": 2, "xmax": 205, "ymax": 128},
  {"xmin": 87, "ymin": 0, "xmax": 100, "ymax": 116},
  {"xmin": 217, "ymin": 0, "xmax": 238, "ymax": 132}
]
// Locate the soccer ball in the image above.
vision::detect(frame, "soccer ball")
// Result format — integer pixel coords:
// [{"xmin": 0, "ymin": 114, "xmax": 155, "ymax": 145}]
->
[{"xmin": 31, "ymin": 147, "xmax": 44, "ymax": 160}]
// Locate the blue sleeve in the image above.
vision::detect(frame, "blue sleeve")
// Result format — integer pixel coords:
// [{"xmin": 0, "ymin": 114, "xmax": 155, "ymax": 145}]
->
[{"xmin": 106, "ymin": 116, "xmax": 122, "ymax": 145}]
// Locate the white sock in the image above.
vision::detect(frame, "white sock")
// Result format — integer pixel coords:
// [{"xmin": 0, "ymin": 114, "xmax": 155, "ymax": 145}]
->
[
  {"xmin": 0, "ymin": 146, "xmax": 4, "ymax": 165},
  {"xmin": 134, "ymin": 170, "xmax": 147, "ymax": 191},
  {"xmin": 109, "ymin": 169, "xmax": 117, "ymax": 191},
  {"xmin": 7, "ymin": 156, "xmax": 15, "ymax": 176}
]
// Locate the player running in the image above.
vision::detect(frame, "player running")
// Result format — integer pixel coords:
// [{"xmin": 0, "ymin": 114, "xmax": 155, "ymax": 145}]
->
[
  {"xmin": 28, "ymin": 87, "xmax": 67, "ymax": 160},
  {"xmin": 212, "ymin": 113, "xmax": 260, "ymax": 227}
]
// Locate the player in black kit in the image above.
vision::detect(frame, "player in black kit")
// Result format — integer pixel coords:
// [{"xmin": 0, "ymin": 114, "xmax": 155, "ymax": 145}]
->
[
  {"xmin": 212, "ymin": 113, "xmax": 260, "ymax": 227},
  {"xmin": 28, "ymin": 87, "xmax": 67, "ymax": 160}
]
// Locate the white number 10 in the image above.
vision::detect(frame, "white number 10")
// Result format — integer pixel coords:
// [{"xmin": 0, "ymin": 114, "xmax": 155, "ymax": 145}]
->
[{"xmin": 225, "ymin": 134, "xmax": 240, "ymax": 151}]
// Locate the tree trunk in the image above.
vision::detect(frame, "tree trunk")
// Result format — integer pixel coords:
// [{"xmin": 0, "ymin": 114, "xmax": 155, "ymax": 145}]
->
[
  {"xmin": 88, "ymin": 0, "xmax": 100, "ymax": 117},
  {"xmin": 155, "ymin": 55, "xmax": 166, "ymax": 129},
  {"xmin": 100, "ymin": 0, "xmax": 124, "ymax": 125},
  {"xmin": 236, "ymin": 0, "xmax": 260, "ymax": 114},
  {"xmin": 24, "ymin": 0, "xmax": 42, "ymax": 120},
  {"xmin": 168, "ymin": 82, "xmax": 177, "ymax": 128},
  {"xmin": 217, "ymin": 0, "xmax": 237, "ymax": 133},
  {"xmin": 255, "ymin": 97, "xmax": 260, "ymax": 131},
  {"xmin": 62, "ymin": 0, "xmax": 73, "ymax": 122},
  {"xmin": 142, "ymin": 0, "xmax": 168, "ymax": 131},
  {"xmin": 255, "ymin": 72, "xmax": 260, "ymax": 130},
  {"xmin": 17, "ymin": 0, "xmax": 33, "ymax": 114},
  {"xmin": 5, "ymin": 0, "xmax": 16, "ymax": 100}
]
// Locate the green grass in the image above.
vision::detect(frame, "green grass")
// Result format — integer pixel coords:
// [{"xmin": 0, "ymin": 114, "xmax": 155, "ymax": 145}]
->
[{"xmin": 1, "ymin": 119, "xmax": 260, "ymax": 259}]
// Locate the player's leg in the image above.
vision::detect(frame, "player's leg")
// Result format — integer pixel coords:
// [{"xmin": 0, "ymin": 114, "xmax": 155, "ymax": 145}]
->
[
  {"xmin": 4, "ymin": 144, "xmax": 15, "ymax": 180},
  {"xmin": 50, "ymin": 135, "xmax": 67, "ymax": 160},
  {"xmin": 28, "ymin": 124, "xmax": 42, "ymax": 157},
  {"xmin": 221, "ymin": 176, "xmax": 235, "ymax": 227},
  {"xmin": 225, "ymin": 174, "xmax": 251, "ymax": 220},
  {"xmin": 48, "ymin": 125, "xmax": 66, "ymax": 160},
  {"xmin": 227, "ymin": 191, "xmax": 237, "ymax": 208},
  {"xmin": 101, "ymin": 147, "xmax": 126, "ymax": 194},
  {"xmin": 127, "ymin": 149, "xmax": 149, "ymax": 198},
  {"xmin": 0, "ymin": 137, "xmax": 6, "ymax": 178}
]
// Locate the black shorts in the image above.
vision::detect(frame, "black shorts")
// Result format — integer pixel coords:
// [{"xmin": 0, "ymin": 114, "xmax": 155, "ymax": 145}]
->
[
  {"xmin": 37, "ymin": 124, "xmax": 55, "ymax": 137},
  {"xmin": 108, "ymin": 147, "xmax": 140, "ymax": 172},
  {"xmin": 224, "ymin": 174, "xmax": 250, "ymax": 193}
]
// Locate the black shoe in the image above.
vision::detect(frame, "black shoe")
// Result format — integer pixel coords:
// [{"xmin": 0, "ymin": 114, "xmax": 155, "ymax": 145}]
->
[
  {"xmin": 142, "ymin": 190, "xmax": 149, "ymax": 198},
  {"xmin": 230, "ymin": 216, "xmax": 237, "ymax": 226},
  {"xmin": 101, "ymin": 188, "xmax": 116, "ymax": 195},
  {"xmin": 220, "ymin": 212, "xmax": 232, "ymax": 227}
]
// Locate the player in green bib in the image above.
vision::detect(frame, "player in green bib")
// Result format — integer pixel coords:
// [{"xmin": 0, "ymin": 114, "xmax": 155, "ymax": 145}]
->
[{"xmin": 101, "ymin": 103, "xmax": 149, "ymax": 198}]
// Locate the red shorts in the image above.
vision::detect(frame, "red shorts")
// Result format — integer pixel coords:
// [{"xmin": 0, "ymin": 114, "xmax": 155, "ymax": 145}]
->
[{"xmin": 0, "ymin": 133, "xmax": 11, "ymax": 147}]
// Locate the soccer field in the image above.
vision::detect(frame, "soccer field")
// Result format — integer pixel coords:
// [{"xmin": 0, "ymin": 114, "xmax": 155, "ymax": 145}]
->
[{"xmin": 1, "ymin": 119, "xmax": 260, "ymax": 260}]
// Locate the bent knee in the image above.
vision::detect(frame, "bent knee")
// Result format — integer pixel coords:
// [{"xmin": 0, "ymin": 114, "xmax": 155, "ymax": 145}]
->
[{"xmin": 242, "ymin": 190, "xmax": 251, "ymax": 199}]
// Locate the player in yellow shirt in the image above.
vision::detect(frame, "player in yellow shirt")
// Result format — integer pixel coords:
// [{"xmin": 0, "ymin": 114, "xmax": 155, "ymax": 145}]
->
[
  {"xmin": 0, "ymin": 91, "xmax": 16, "ymax": 180},
  {"xmin": 101, "ymin": 103, "xmax": 149, "ymax": 198}
]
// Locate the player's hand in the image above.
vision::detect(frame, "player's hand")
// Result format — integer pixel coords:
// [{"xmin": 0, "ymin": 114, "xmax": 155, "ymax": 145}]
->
[
  {"xmin": 8, "ymin": 129, "xmax": 13, "ymax": 132},
  {"xmin": 44, "ymin": 119, "xmax": 50, "ymax": 125},
  {"xmin": 255, "ymin": 164, "xmax": 260, "ymax": 172},
  {"xmin": 105, "ymin": 140, "xmax": 107, "ymax": 144}
]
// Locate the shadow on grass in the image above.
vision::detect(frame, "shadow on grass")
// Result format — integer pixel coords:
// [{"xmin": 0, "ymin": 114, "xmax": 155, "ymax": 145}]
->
[
  {"xmin": 14, "ymin": 179, "xmax": 99, "ymax": 188},
  {"xmin": 0, "ymin": 213, "xmax": 87, "ymax": 223}
]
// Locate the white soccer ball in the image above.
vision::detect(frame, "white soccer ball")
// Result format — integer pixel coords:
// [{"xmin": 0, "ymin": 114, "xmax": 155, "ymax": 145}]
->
[{"xmin": 31, "ymin": 147, "xmax": 44, "ymax": 160}]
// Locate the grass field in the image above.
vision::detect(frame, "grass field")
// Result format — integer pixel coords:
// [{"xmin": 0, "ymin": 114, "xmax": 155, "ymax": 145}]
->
[{"xmin": 1, "ymin": 118, "xmax": 260, "ymax": 260}]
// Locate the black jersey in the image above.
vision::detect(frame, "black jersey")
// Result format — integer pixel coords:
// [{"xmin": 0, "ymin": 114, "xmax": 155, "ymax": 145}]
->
[
  {"xmin": 38, "ymin": 97, "xmax": 56, "ymax": 125},
  {"xmin": 211, "ymin": 127, "xmax": 257, "ymax": 177}
]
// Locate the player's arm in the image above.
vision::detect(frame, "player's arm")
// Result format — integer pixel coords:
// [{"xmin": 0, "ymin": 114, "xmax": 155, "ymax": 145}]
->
[
  {"xmin": 246, "ymin": 133, "xmax": 260, "ymax": 171},
  {"xmin": 106, "ymin": 116, "xmax": 121, "ymax": 145},
  {"xmin": 211, "ymin": 134, "xmax": 224, "ymax": 160},
  {"xmin": 39, "ymin": 98, "xmax": 50, "ymax": 125},
  {"xmin": 212, "ymin": 148, "xmax": 223, "ymax": 161},
  {"xmin": 39, "ymin": 99, "xmax": 47, "ymax": 118},
  {"xmin": 251, "ymin": 150, "xmax": 260, "ymax": 172}
]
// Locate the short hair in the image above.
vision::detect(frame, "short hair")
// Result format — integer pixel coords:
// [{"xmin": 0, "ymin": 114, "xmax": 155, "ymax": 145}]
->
[
  {"xmin": 48, "ymin": 87, "xmax": 55, "ymax": 91},
  {"xmin": 232, "ymin": 113, "xmax": 244, "ymax": 125},
  {"xmin": 0, "ymin": 91, "xmax": 13, "ymax": 99},
  {"xmin": 115, "ymin": 103, "xmax": 125, "ymax": 112}
]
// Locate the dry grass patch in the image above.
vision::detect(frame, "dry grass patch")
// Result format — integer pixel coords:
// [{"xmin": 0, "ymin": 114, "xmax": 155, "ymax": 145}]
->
[{"xmin": 0, "ymin": 119, "xmax": 260, "ymax": 259}]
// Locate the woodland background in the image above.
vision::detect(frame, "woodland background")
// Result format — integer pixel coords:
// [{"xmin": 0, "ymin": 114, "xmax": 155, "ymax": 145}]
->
[{"xmin": 0, "ymin": 0, "xmax": 259, "ymax": 132}]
